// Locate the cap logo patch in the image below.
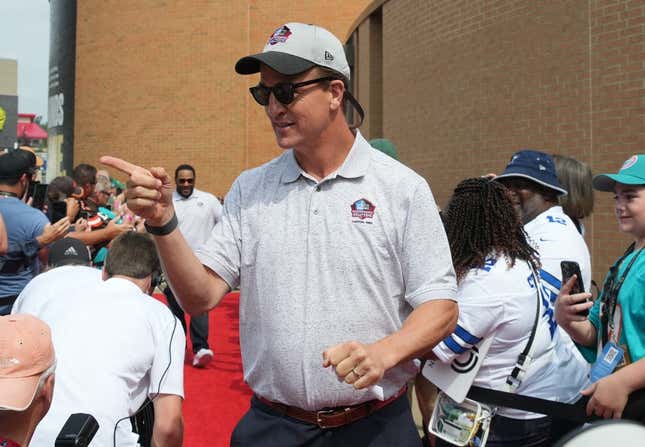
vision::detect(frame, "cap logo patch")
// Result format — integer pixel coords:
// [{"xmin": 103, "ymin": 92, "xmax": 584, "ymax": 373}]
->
[
  {"xmin": 268, "ymin": 25, "xmax": 292, "ymax": 46},
  {"xmin": 351, "ymin": 198, "xmax": 375, "ymax": 222},
  {"xmin": 0, "ymin": 357, "xmax": 20, "ymax": 369},
  {"xmin": 621, "ymin": 155, "xmax": 638, "ymax": 171},
  {"xmin": 63, "ymin": 246, "xmax": 78, "ymax": 256},
  {"xmin": 539, "ymin": 164, "xmax": 546, "ymax": 171},
  {"xmin": 324, "ymin": 51, "xmax": 334, "ymax": 61}
]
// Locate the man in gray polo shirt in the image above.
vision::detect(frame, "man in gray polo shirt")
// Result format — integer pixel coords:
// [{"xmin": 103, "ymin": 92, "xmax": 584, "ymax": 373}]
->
[{"xmin": 102, "ymin": 22, "xmax": 457, "ymax": 447}]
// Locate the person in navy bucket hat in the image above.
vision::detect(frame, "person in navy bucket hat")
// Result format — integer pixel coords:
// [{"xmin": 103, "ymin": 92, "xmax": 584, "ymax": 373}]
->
[
  {"xmin": 495, "ymin": 149, "xmax": 593, "ymax": 443},
  {"xmin": 496, "ymin": 149, "xmax": 568, "ymax": 196}
]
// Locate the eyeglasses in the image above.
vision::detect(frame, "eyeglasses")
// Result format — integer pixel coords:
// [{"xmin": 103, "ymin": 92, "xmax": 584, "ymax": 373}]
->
[
  {"xmin": 249, "ymin": 77, "xmax": 336, "ymax": 106},
  {"xmin": 177, "ymin": 178, "xmax": 194, "ymax": 185}
]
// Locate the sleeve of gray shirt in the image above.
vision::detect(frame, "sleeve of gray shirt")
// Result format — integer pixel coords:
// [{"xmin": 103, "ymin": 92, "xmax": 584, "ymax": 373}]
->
[
  {"xmin": 195, "ymin": 179, "xmax": 242, "ymax": 290},
  {"xmin": 402, "ymin": 180, "xmax": 457, "ymax": 308}
]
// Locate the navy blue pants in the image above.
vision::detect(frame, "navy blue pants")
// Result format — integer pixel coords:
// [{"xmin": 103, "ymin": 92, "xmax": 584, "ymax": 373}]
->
[{"xmin": 230, "ymin": 394, "xmax": 422, "ymax": 447}]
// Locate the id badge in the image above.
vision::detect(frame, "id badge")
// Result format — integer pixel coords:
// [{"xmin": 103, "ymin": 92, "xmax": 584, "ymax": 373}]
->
[{"xmin": 589, "ymin": 342, "xmax": 624, "ymax": 383}]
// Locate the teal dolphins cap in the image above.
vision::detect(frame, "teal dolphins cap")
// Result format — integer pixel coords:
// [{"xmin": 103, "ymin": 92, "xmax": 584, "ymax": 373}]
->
[{"xmin": 593, "ymin": 155, "xmax": 645, "ymax": 191}]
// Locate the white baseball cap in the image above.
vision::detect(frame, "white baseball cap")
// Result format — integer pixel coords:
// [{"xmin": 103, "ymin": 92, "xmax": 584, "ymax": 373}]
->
[{"xmin": 235, "ymin": 23, "xmax": 351, "ymax": 80}]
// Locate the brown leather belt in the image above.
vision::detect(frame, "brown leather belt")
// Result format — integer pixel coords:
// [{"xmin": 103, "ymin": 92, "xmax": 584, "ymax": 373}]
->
[{"xmin": 256, "ymin": 386, "xmax": 407, "ymax": 429}]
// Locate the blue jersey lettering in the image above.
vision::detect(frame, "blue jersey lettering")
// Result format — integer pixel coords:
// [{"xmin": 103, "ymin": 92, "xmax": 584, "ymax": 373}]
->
[
  {"xmin": 539, "ymin": 269, "xmax": 562, "ymax": 338},
  {"xmin": 546, "ymin": 216, "xmax": 567, "ymax": 226},
  {"xmin": 480, "ymin": 258, "xmax": 497, "ymax": 272}
]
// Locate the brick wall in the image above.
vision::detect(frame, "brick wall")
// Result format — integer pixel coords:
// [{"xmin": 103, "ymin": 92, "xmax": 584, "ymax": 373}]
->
[
  {"xmin": 351, "ymin": 0, "xmax": 645, "ymax": 282},
  {"xmin": 74, "ymin": 0, "xmax": 371, "ymax": 199}
]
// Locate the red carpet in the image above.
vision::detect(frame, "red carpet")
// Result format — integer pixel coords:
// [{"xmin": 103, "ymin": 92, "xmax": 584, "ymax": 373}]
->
[{"xmin": 166, "ymin": 292, "xmax": 252, "ymax": 446}]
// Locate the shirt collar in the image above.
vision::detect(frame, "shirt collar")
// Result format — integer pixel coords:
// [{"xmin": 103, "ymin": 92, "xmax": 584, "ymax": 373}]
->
[
  {"xmin": 173, "ymin": 189, "xmax": 199, "ymax": 200},
  {"xmin": 104, "ymin": 276, "xmax": 145, "ymax": 295},
  {"xmin": 280, "ymin": 130, "xmax": 371, "ymax": 184}
]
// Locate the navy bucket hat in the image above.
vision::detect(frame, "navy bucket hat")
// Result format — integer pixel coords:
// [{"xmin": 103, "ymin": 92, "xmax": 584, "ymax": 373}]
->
[{"xmin": 496, "ymin": 149, "xmax": 567, "ymax": 196}]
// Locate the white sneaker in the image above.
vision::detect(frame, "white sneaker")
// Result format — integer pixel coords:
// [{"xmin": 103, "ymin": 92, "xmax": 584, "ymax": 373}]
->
[{"xmin": 192, "ymin": 348, "xmax": 214, "ymax": 368}]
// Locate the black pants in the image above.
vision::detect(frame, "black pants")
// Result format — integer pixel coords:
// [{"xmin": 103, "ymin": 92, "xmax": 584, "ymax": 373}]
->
[
  {"xmin": 230, "ymin": 394, "xmax": 422, "ymax": 447},
  {"xmin": 163, "ymin": 286, "xmax": 209, "ymax": 353}
]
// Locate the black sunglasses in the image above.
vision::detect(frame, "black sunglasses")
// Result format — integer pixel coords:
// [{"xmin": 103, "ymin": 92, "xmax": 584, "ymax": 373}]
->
[{"xmin": 249, "ymin": 76, "xmax": 336, "ymax": 106}]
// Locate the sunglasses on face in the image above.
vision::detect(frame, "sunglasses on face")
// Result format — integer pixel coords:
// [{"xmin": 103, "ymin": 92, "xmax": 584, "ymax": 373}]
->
[{"xmin": 249, "ymin": 76, "xmax": 336, "ymax": 106}]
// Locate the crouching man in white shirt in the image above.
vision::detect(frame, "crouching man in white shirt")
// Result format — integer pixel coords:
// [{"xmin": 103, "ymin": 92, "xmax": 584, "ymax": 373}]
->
[{"xmin": 13, "ymin": 232, "xmax": 185, "ymax": 446}]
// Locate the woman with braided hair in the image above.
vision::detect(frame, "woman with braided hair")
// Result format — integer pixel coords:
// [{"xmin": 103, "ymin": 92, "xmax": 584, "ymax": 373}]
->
[{"xmin": 428, "ymin": 178, "xmax": 588, "ymax": 447}]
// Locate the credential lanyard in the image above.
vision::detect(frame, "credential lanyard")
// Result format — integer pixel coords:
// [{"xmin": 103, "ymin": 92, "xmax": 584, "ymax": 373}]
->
[
  {"xmin": 505, "ymin": 263, "xmax": 541, "ymax": 391},
  {"xmin": 601, "ymin": 244, "xmax": 643, "ymax": 346}
]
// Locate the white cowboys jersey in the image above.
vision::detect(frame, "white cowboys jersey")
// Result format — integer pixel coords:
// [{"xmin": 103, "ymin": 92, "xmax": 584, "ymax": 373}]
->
[
  {"xmin": 433, "ymin": 256, "xmax": 589, "ymax": 419},
  {"xmin": 524, "ymin": 206, "xmax": 592, "ymax": 340}
]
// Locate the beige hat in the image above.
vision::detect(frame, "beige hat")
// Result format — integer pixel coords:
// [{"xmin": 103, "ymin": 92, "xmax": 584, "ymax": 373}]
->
[{"xmin": 0, "ymin": 314, "xmax": 55, "ymax": 411}]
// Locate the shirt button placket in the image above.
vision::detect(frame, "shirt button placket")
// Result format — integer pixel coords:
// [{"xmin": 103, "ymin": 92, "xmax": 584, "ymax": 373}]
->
[{"xmin": 312, "ymin": 183, "xmax": 322, "ymax": 216}]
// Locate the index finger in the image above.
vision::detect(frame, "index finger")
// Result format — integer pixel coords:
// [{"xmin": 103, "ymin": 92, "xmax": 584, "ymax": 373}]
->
[{"xmin": 100, "ymin": 156, "xmax": 147, "ymax": 176}]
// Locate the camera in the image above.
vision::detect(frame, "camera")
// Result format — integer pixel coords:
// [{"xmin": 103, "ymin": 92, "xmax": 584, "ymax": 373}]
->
[{"xmin": 55, "ymin": 413, "xmax": 99, "ymax": 446}]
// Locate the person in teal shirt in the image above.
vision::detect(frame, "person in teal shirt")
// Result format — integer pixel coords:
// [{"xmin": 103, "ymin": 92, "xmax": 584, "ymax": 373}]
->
[
  {"xmin": 556, "ymin": 154, "xmax": 645, "ymax": 421},
  {"xmin": 587, "ymin": 247, "xmax": 645, "ymax": 363}
]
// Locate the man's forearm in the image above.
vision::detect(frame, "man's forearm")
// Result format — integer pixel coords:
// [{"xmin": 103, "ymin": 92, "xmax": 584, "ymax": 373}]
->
[
  {"xmin": 151, "ymin": 395, "xmax": 183, "ymax": 447},
  {"xmin": 375, "ymin": 299, "xmax": 458, "ymax": 370},
  {"xmin": 151, "ymin": 421, "xmax": 183, "ymax": 447},
  {"xmin": 67, "ymin": 227, "xmax": 112, "ymax": 246}
]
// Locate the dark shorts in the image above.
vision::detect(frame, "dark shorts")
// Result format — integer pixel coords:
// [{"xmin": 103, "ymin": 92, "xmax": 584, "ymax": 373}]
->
[{"xmin": 230, "ymin": 393, "xmax": 422, "ymax": 447}]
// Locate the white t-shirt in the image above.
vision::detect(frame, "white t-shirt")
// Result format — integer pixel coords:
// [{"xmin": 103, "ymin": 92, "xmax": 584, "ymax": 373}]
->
[
  {"xmin": 433, "ymin": 256, "xmax": 589, "ymax": 419},
  {"xmin": 173, "ymin": 188, "xmax": 222, "ymax": 252},
  {"xmin": 14, "ymin": 266, "xmax": 185, "ymax": 446}
]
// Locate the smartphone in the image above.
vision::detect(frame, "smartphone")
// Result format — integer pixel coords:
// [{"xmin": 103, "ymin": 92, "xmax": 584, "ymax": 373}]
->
[
  {"xmin": 31, "ymin": 183, "xmax": 48, "ymax": 210},
  {"xmin": 26, "ymin": 182, "xmax": 47, "ymax": 210},
  {"xmin": 560, "ymin": 260, "xmax": 589, "ymax": 316}
]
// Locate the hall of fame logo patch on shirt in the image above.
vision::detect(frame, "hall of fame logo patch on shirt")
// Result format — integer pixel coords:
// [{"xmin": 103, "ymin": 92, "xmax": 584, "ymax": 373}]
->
[{"xmin": 351, "ymin": 198, "xmax": 375, "ymax": 223}]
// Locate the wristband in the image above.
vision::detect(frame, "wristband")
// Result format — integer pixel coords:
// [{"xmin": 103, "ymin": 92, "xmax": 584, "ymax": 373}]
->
[{"xmin": 144, "ymin": 212, "xmax": 178, "ymax": 236}]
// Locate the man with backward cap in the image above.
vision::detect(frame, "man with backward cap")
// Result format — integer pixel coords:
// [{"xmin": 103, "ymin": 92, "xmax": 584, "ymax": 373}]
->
[{"xmin": 102, "ymin": 22, "xmax": 457, "ymax": 446}]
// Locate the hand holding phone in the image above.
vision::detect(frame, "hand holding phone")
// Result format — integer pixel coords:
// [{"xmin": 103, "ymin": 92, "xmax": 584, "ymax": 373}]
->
[{"xmin": 560, "ymin": 261, "xmax": 590, "ymax": 317}]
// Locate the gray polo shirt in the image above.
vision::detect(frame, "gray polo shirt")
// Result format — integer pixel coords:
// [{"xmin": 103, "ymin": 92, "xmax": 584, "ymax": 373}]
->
[{"xmin": 197, "ymin": 131, "xmax": 456, "ymax": 410}]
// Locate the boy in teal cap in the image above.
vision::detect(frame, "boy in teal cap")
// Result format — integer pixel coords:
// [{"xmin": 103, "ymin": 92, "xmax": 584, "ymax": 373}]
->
[{"xmin": 556, "ymin": 154, "xmax": 645, "ymax": 421}]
